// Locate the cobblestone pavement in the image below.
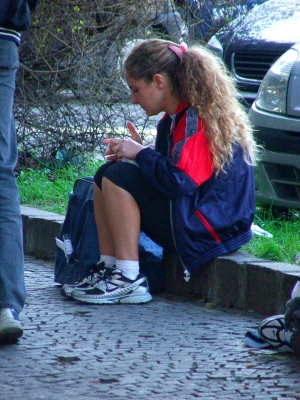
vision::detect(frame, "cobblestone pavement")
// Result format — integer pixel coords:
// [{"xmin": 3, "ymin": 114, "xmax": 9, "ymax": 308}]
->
[{"xmin": 1, "ymin": 256, "xmax": 300, "ymax": 400}]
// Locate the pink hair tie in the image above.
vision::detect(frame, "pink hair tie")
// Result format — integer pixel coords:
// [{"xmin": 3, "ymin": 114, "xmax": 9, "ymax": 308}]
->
[{"xmin": 168, "ymin": 42, "xmax": 187, "ymax": 59}]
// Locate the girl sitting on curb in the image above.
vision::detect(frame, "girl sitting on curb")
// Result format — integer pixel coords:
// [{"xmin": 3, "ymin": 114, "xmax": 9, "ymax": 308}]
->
[{"xmin": 69, "ymin": 39, "xmax": 258, "ymax": 304}]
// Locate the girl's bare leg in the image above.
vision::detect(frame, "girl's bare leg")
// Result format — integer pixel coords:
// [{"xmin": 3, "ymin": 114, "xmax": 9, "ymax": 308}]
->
[
  {"xmin": 93, "ymin": 178, "xmax": 140, "ymax": 260},
  {"xmin": 93, "ymin": 182, "xmax": 114, "ymax": 256}
]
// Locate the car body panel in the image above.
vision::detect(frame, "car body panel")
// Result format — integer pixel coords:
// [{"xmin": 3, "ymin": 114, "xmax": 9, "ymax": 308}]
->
[
  {"xmin": 254, "ymin": 148, "xmax": 300, "ymax": 210},
  {"xmin": 249, "ymin": 42, "xmax": 300, "ymax": 210}
]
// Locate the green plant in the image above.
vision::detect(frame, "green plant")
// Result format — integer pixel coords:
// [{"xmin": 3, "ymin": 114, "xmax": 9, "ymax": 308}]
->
[
  {"xmin": 242, "ymin": 206, "xmax": 300, "ymax": 265},
  {"xmin": 17, "ymin": 158, "xmax": 100, "ymax": 215},
  {"xmin": 16, "ymin": 0, "xmax": 185, "ymax": 164}
]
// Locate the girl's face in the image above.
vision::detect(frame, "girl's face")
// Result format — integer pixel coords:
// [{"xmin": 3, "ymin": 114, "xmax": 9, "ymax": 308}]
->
[{"xmin": 125, "ymin": 73, "xmax": 172, "ymax": 116}]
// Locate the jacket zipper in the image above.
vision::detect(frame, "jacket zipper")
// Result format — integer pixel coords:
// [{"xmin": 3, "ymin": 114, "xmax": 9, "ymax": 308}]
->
[{"xmin": 167, "ymin": 129, "xmax": 190, "ymax": 280}]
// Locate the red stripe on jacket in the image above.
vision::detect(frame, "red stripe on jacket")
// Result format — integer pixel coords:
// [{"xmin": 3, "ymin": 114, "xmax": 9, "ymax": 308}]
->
[{"xmin": 171, "ymin": 112, "xmax": 214, "ymax": 186}]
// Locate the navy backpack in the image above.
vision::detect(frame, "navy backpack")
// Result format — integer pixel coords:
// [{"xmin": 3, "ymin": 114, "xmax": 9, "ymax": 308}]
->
[{"xmin": 54, "ymin": 176, "xmax": 164, "ymax": 293}]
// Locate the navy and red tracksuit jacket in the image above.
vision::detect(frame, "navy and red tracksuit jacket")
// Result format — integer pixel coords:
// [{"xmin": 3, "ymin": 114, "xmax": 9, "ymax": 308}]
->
[{"xmin": 135, "ymin": 102, "xmax": 255, "ymax": 275}]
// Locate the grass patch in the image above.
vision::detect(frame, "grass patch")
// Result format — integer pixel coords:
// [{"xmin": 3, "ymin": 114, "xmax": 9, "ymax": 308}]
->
[
  {"xmin": 242, "ymin": 207, "xmax": 300, "ymax": 265},
  {"xmin": 17, "ymin": 160, "xmax": 300, "ymax": 265},
  {"xmin": 17, "ymin": 158, "xmax": 100, "ymax": 215}
]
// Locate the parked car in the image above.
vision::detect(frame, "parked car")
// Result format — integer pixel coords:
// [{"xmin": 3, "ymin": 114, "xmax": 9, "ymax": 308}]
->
[
  {"xmin": 206, "ymin": 0, "xmax": 300, "ymax": 107},
  {"xmin": 95, "ymin": 0, "xmax": 262, "ymax": 97},
  {"xmin": 249, "ymin": 42, "xmax": 300, "ymax": 210},
  {"xmin": 92, "ymin": 0, "xmax": 269, "ymax": 87},
  {"xmin": 180, "ymin": 0, "xmax": 266, "ymax": 42}
]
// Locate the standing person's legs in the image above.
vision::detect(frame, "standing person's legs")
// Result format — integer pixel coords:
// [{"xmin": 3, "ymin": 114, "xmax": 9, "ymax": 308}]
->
[{"xmin": 0, "ymin": 40, "xmax": 27, "ymax": 340}]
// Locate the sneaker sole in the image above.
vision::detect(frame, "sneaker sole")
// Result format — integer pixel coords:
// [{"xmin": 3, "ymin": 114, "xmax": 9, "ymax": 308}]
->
[
  {"xmin": 61, "ymin": 287, "xmax": 74, "ymax": 298},
  {"xmin": 72, "ymin": 292, "xmax": 152, "ymax": 304},
  {"xmin": 0, "ymin": 327, "xmax": 23, "ymax": 344},
  {"xmin": 61, "ymin": 285, "xmax": 97, "ymax": 298}
]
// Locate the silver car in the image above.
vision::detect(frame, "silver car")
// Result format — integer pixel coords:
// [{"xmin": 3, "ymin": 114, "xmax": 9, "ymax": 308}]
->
[{"xmin": 249, "ymin": 42, "xmax": 300, "ymax": 210}]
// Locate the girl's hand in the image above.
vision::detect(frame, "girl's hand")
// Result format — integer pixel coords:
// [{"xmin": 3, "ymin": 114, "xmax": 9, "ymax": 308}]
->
[
  {"xmin": 103, "ymin": 122, "xmax": 144, "ymax": 160},
  {"xmin": 127, "ymin": 121, "xmax": 143, "ymax": 145}
]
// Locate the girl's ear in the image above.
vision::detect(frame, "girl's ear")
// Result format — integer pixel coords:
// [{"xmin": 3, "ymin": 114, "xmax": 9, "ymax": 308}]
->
[{"xmin": 153, "ymin": 74, "xmax": 165, "ymax": 89}]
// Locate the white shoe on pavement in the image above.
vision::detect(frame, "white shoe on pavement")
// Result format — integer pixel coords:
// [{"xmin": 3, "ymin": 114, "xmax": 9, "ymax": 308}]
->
[
  {"xmin": 71, "ymin": 267, "xmax": 152, "ymax": 304},
  {"xmin": 0, "ymin": 308, "xmax": 23, "ymax": 344},
  {"xmin": 258, "ymin": 314, "xmax": 294, "ymax": 352}
]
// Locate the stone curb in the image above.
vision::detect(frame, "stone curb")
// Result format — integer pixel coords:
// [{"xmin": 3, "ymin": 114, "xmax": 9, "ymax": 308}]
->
[{"xmin": 21, "ymin": 205, "xmax": 300, "ymax": 316}]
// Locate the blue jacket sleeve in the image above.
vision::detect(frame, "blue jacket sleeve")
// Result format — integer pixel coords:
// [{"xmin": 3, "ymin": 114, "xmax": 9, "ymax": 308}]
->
[
  {"xmin": 28, "ymin": 0, "xmax": 39, "ymax": 12},
  {"xmin": 0, "ymin": 0, "xmax": 39, "ymax": 30},
  {"xmin": 135, "ymin": 147, "xmax": 198, "ymax": 199}
]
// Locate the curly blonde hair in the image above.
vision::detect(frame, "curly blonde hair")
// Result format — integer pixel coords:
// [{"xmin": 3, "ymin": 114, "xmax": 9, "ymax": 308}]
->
[{"xmin": 124, "ymin": 39, "xmax": 258, "ymax": 174}]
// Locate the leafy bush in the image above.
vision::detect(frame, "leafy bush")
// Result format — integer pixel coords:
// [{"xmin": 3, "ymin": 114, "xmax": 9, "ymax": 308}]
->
[
  {"xmin": 16, "ymin": 0, "xmax": 178, "ymax": 166},
  {"xmin": 15, "ymin": 0, "xmax": 250, "ymax": 167}
]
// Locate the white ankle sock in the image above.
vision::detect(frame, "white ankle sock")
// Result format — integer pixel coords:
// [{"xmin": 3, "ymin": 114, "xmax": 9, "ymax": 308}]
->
[
  {"xmin": 116, "ymin": 260, "xmax": 139, "ymax": 280},
  {"xmin": 100, "ymin": 255, "xmax": 116, "ymax": 269}
]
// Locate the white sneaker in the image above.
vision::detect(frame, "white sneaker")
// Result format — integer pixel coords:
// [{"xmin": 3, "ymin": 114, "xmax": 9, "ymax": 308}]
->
[
  {"xmin": 72, "ymin": 267, "xmax": 152, "ymax": 304},
  {"xmin": 258, "ymin": 314, "xmax": 294, "ymax": 352},
  {"xmin": 0, "ymin": 308, "xmax": 23, "ymax": 343},
  {"xmin": 61, "ymin": 261, "xmax": 106, "ymax": 297}
]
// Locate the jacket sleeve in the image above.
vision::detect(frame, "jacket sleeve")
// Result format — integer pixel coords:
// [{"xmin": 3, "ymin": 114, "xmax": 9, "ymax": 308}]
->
[
  {"xmin": 135, "ymin": 126, "xmax": 214, "ymax": 199},
  {"xmin": 0, "ymin": 1, "xmax": 14, "ymax": 24},
  {"xmin": 28, "ymin": 0, "xmax": 39, "ymax": 12},
  {"xmin": 135, "ymin": 147, "xmax": 199, "ymax": 199},
  {"xmin": 0, "ymin": 0, "xmax": 38, "ymax": 30}
]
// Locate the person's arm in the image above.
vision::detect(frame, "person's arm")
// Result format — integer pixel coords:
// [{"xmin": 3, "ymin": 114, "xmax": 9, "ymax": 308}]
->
[
  {"xmin": 135, "ymin": 129, "xmax": 214, "ymax": 199},
  {"xmin": 103, "ymin": 120, "xmax": 214, "ymax": 199},
  {"xmin": 136, "ymin": 147, "xmax": 198, "ymax": 198}
]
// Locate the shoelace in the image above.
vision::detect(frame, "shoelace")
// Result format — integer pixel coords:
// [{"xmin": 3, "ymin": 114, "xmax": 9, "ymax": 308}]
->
[
  {"xmin": 77, "ymin": 264, "xmax": 105, "ymax": 284},
  {"xmin": 91, "ymin": 266, "xmax": 118, "ymax": 286},
  {"xmin": 101, "ymin": 266, "xmax": 116, "ymax": 282}
]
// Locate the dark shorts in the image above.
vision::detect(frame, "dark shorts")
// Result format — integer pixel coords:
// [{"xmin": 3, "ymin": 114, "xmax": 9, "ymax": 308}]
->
[{"xmin": 94, "ymin": 161, "xmax": 175, "ymax": 251}]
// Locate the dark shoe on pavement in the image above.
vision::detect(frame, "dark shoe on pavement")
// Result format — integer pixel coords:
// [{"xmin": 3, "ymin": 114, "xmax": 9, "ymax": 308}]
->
[
  {"xmin": 0, "ymin": 308, "xmax": 23, "ymax": 344},
  {"xmin": 61, "ymin": 261, "xmax": 107, "ymax": 297},
  {"xmin": 71, "ymin": 267, "xmax": 152, "ymax": 304}
]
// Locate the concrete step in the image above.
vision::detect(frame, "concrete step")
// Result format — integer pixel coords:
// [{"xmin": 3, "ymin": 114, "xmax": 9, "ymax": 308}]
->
[{"xmin": 21, "ymin": 205, "xmax": 300, "ymax": 315}]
